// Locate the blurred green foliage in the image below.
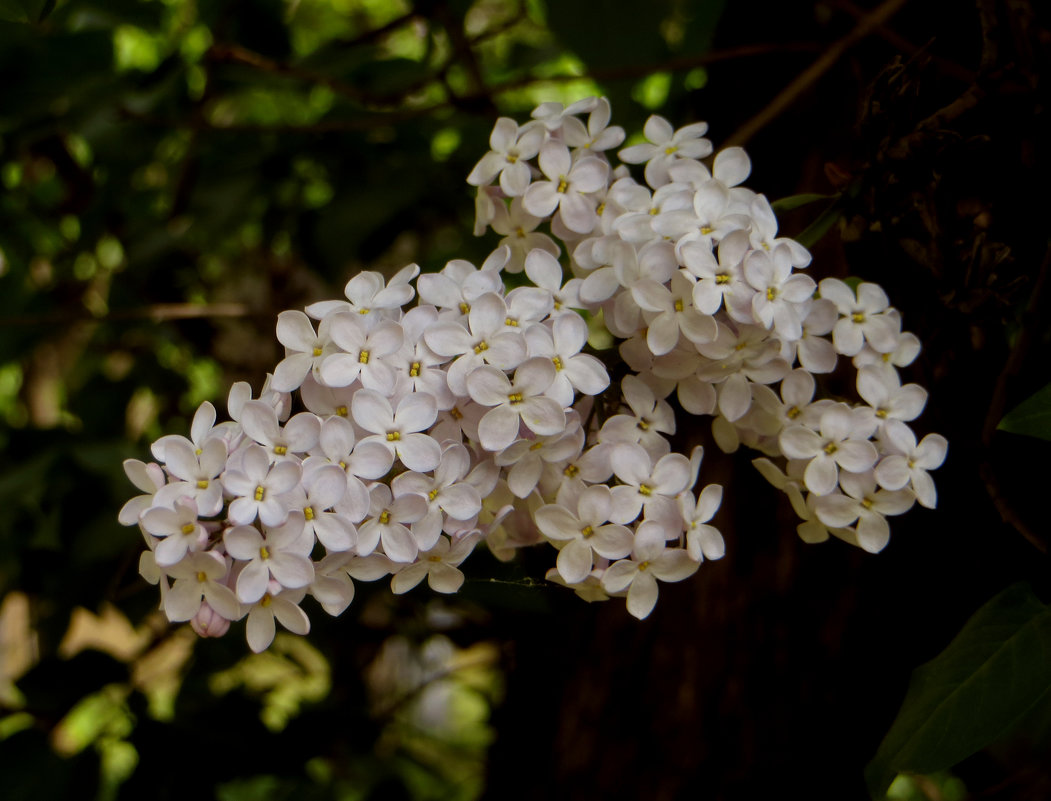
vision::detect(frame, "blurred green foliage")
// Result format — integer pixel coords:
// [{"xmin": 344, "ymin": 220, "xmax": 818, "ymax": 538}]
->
[{"xmin": 0, "ymin": 0, "xmax": 729, "ymax": 798}]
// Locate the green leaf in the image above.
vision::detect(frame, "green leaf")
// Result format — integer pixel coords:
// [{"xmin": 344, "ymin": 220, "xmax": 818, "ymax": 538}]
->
[
  {"xmin": 794, "ymin": 200, "xmax": 842, "ymax": 249},
  {"xmin": 770, "ymin": 192, "xmax": 838, "ymax": 214},
  {"xmin": 866, "ymin": 583, "xmax": 1051, "ymax": 798},
  {"xmin": 998, "ymin": 382, "xmax": 1051, "ymax": 441}
]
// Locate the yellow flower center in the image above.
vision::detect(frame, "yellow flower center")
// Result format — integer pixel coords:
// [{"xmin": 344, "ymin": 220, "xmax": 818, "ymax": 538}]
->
[
  {"xmin": 379, "ymin": 511, "xmax": 391, "ymax": 524},
  {"xmin": 459, "ymin": 302, "xmax": 470, "ymax": 315},
  {"xmin": 304, "ymin": 506, "xmax": 315, "ymax": 520},
  {"xmin": 254, "ymin": 485, "xmax": 265, "ymax": 501},
  {"xmin": 473, "ymin": 340, "xmax": 489, "ymax": 354},
  {"xmin": 274, "ymin": 445, "xmax": 287, "ymax": 455},
  {"xmin": 312, "ymin": 346, "xmax": 323, "ymax": 357},
  {"xmin": 564, "ymin": 464, "xmax": 579, "ymax": 478},
  {"xmin": 196, "ymin": 571, "xmax": 207, "ymax": 583},
  {"xmin": 556, "ymin": 177, "xmax": 568, "ymax": 194},
  {"xmin": 358, "ymin": 349, "xmax": 370, "ymax": 364},
  {"xmin": 387, "ymin": 431, "xmax": 401, "ymax": 441},
  {"xmin": 336, "ymin": 405, "xmax": 348, "ymax": 417},
  {"xmin": 260, "ymin": 546, "xmax": 270, "ymax": 560},
  {"xmin": 409, "ymin": 362, "xmax": 421, "ymax": 377},
  {"xmin": 638, "ymin": 483, "xmax": 653, "ymax": 497},
  {"xmin": 552, "ymin": 356, "xmax": 563, "ymax": 370},
  {"xmin": 428, "ymin": 488, "xmax": 440, "ymax": 501},
  {"xmin": 580, "ymin": 525, "xmax": 594, "ymax": 538},
  {"xmin": 450, "ymin": 406, "xmax": 464, "ymax": 420},
  {"xmin": 508, "ymin": 392, "xmax": 524, "ymax": 405},
  {"xmin": 196, "ymin": 479, "xmax": 209, "ymax": 489},
  {"xmin": 181, "ymin": 523, "xmax": 195, "ymax": 535}
]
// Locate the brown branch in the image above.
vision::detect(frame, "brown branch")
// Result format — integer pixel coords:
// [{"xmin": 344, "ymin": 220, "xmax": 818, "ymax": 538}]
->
[
  {"xmin": 979, "ymin": 242, "xmax": 1051, "ymax": 554},
  {"xmin": 725, "ymin": 0, "xmax": 912, "ymax": 148},
  {"xmin": 0, "ymin": 302, "xmax": 260, "ymax": 328}
]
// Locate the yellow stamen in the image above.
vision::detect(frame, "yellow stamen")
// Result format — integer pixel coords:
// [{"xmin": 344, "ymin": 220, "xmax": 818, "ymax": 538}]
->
[
  {"xmin": 507, "ymin": 153, "xmax": 518, "ymax": 164},
  {"xmin": 851, "ymin": 312, "xmax": 866, "ymax": 324},
  {"xmin": 638, "ymin": 484, "xmax": 653, "ymax": 496},
  {"xmin": 508, "ymin": 392, "xmax": 524, "ymax": 404},
  {"xmin": 336, "ymin": 405, "xmax": 348, "ymax": 417},
  {"xmin": 505, "ymin": 317, "xmax": 518, "ymax": 327},
  {"xmin": 823, "ymin": 442, "xmax": 838, "ymax": 455},
  {"xmin": 196, "ymin": 571, "xmax": 207, "ymax": 583},
  {"xmin": 786, "ymin": 406, "xmax": 801, "ymax": 419},
  {"xmin": 260, "ymin": 546, "xmax": 270, "ymax": 560},
  {"xmin": 674, "ymin": 299, "xmax": 684, "ymax": 312},
  {"xmin": 766, "ymin": 287, "xmax": 778, "ymax": 301},
  {"xmin": 450, "ymin": 406, "xmax": 463, "ymax": 420},
  {"xmin": 254, "ymin": 485, "xmax": 265, "ymax": 501},
  {"xmin": 861, "ymin": 498, "xmax": 874, "ymax": 510},
  {"xmin": 312, "ymin": 346, "xmax": 323, "ymax": 357},
  {"xmin": 529, "ymin": 441, "xmax": 544, "ymax": 450},
  {"xmin": 195, "ymin": 447, "xmax": 202, "ymax": 455},
  {"xmin": 261, "ymin": 594, "xmax": 272, "ymax": 607},
  {"xmin": 700, "ymin": 225, "xmax": 713, "ymax": 235},
  {"xmin": 428, "ymin": 554, "xmax": 443, "ymax": 562},
  {"xmin": 274, "ymin": 445, "xmax": 287, "ymax": 455},
  {"xmin": 580, "ymin": 525, "xmax": 594, "ymax": 538},
  {"xmin": 715, "ymin": 274, "xmax": 730, "ymax": 285},
  {"xmin": 639, "ymin": 560, "xmax": 651, "ymax": 571},
  {"xmin": 556, "ymin": 177, "xmax": 568, "ymax": 194},
  {"xmin": 196, "ymin": 479, "xmax": 209, "ymax": 489},
  {"xmin": 664, "ymin": 145, "xmax": 677, "ymax": 155},
  {"xmin": 386, "ymin": 431, "xmax": 401, "ymax": 441},
  {"xmin": 459, "ymin": 302, "xmax": 470, "ymax": 315},
  {"xmin": 358, "ymin": 350, "xmax": 370, "ymax": 364},
  {"xmin": 637, "ymin": 419, "xmax": 650, "ymax": 431},
  {"xmin": 358, "ymin": 308, "xmax": 370, "ymax": 315},
  {"xmin": 473, "ymin": 341, "xmax": 489, "ymax": 354},
  {"xmin": 596, "ymin": 202, "xmax": 606, "ymax": 216},
  {"xmin": 304, "ymin": 506, "xmax": 314, "ymax": 521},
  {"xmin": 409, "ymin": 362, "xmax": 421, "ymax": 377},
  {"xmin": 379, "ymin": 511, "xmax": 391, "ymax": 524},
  {"xmin": 552, "ymin": 356, "xmax": 563, "ymax": 370},
  {"xmin": 181, "ymin": 523, "xmax": 195, "ymax": 535},
  {"xmin": 428, "ymin": 488, "xmax": 440, "ymax": 501},
  {"xmin": 515, "ymin": 226, "xmax": 526, "ymax": 239},
  {"xmin": 564, "ymin": 464, "xmax": 579, "ymax": 478}
]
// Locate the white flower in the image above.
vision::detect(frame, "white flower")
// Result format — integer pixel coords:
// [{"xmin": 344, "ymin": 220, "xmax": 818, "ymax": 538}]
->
[
  {"xmin": 320, "ymin": 314, "xmax": 404, "ymax": 393},
  {"xmin": 536, "ymin": 485, "xmax": 633, "ymax": 584},
  {"xmin": 618, "ymin": 115, "xmax": 713, "ymax": 188},
  {"xmin": 467, "ymin": 358, "xmax": 566, "ymax": 452},
  {"xmin": 243, "ymin": 583, "xmax": 310, "ymax": 653},
  {"xmin": 523, "ymin": 141, "xmax": 608, "ymax": 234},
  {"xmin": 224, "ymin": 512, "xmax": 315, "ymax": 603},
  {"xmin": 778, "ymin": 405, "xmax": 878, "ymax": 496},
  {"xmin": 874, "ymin": 420, "xmax": 947, "ymax": 508},
  {"xmin": 163, "ymin": 551, "xmax": 241, "ymax": 623},
  {"xmin": 390, "ymin": 532, "xmax": 481, "ymax": 595},
  {"xmin": 141, "ymin": 496, "xmax": 208, "ymax": 567},
  {"xmin": 222, "ymin": 443, "xmax": 302, "ymax": 527},
  {"xmin": 467, "ymin": 118, "xmax": 545, "ymax": 195},
  {"xmin": 601, "ymin": 522, "xmax": 699, "ymax": 619},
  {"xmin": 352, "ymin": 389, "xmax": 441, "ymax": 473},
  {"xmin": 679, "ymin": 483, "xmax": 724, "ymax": 562}
]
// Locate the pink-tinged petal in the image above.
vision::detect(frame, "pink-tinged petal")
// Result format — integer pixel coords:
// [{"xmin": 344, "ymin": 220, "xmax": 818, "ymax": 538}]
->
[
  {"xmin": 500, "ymin": 160, "xmax": 532, "ymax": 196},
  {"xmin": 626, "ymin": 571, "xmax": 659, "ymax": 619},
  {"xmin": 319, "ymin": 353, "xmax": 362, "ymax": 387},
  {"xmin": 272, "ymin": 597, "xmax": 310, "ymax": 636},
  {"xmin": 425, "ymin": 322, "xmax": 474, "ymax": 356},
  {"xmin": 227, "ymin": 496, "xmax": 259, "ymax": 526},
  {"xmin": 803, "ymin": 456, "xmax": 839, "ymax": 496},
  {"xmin": 276, "ymin": 310, "xmax": 318, "ymax": 352},
  {"xmin": 258, "ymin": 498, "xmax": 291, "ymax": 528},
  {"xmin": 911, "ymin": 470, "xmax": 937, "ymax": 509},
  {"xmin": 652, "ymin": 454, "xmax": 690, "ymax": 495},
  {"xmin": 350, "ymin": 441, "xmax": 395, "ymax": 480},
  {"xmin": 284, "ymin": 413, "xmax": 320, "ymax": 453},
  {"xmin": 538, "ymin": 141, "xmax": 571, "ymax": 180},
  {"xmin": 484, "ymin": 332, "xmax": 529, "ymax": 370},
  {"xmin": 246, "ymin": 607, "xmax": 276, "ymax": 652},
  {"xmin": 519, "ymin": 396, "xmax": 565, "ymax": 436},
  {"xmin": 236, "ymin": 560, "xmax": 271, "ymax": 603},
  {"xmin": 856, "ymin": 513, "xmax": 890, "ymax": 553},
  {"xmin": 875, "ymin": 455, "xmax": 910, "ymax": 491},
  {"xmin": 557, "ymin": 538, "xmax": 594, "ymax": 584},
  {"xmin": 523, "ymin": 182, "xmax": 560, "ymax": 218},
  {"xmin": 535, "ymin": 505, "xmax": 579, "ymax": 541},
  {"xmin": 240, "ymin": 401, "xmax": 280, "ymax": 447},
  {"xmin": 312, "ymin": 514, "xmax": 355, "ymax": 552},
  {"xmin": 832, "ymin": 319, "xmax": 865, "ymax": 356},
  {"xmin": 467, "ymin": 367, "xmax": 513, "ymax": 407},
  {"xmin": 514, "ymin": 357, "xmax": 556, "ymax": 396},
  {"xmin": 915, "ymin": 434, "xmax": 947, "ymax": 469},
  {"xmin": 814, "ymin": 493, "xmax": 861, "ymax": 527},
  {"xmin": 395, "ymin": 392, "xmax": 438, "ymax": 434},
  {"xmin": 155, "ymin": 536, "xmax": 190, "ymax": 567},
  {"xmin": 202, "ymin": 583, "xmax": 241, "ymax": 621},
  {"xmin": 391, "ymin": 562, "xmax": 429, "ymax": 594},
  {"xmin": 507, "ymin": 455, "xmax": 543, "ymax": 499},
  {"xmin": 352, "ymin": 390, "xmax": 393, "ymax": 434},
  {"xmin": 713, "ymin": 147, "xmax": 751, "ymax": 186},
  {"xmin": 477, "ymin": 405, "xmax": 521, "ymax": 452},
  {"xmin": 834, "ymin": 440, "xmax": 878, "ymax": 473},
  {"xmin": 592, "ymin": 525, "xmax": 633, "ymax": 560},
  {"xmin": 438, "ymin": 484, "xmax": 482, "ymax": 520},
  {"xmin": 894, "ymin": 384, "xmax": 928, "ymax": 421},
  {"xmin": 651, "ymin": 549, "xmax": 700, "ymax": 582},
  {"xmin": 267, "ymin": 461, "xmax": 302, "ymax": 495},
  {"xmin": 427, "ymin": 563, "xmax": 465, "ymax": 594},
  {"xmin": 646, "ymin": 312, "xmax": 680, "ymax": 356},
  {"xmin": 564, "ymin": 354, "xmax": 609, "ymax": 397},
  {"xmin": 306, "ymin": 464, "xmax": 348, "ymax": 509},
  {"xmin": 718, "ymin": 373, "xmax": 752, "ymax": 422},
  {"xmin": 396, "ymin": 434, "xmax": 442, "ymax": 473},
  {"xmin": 601, "ymin": 560, "xmax": 639, "ymax": 593},
  {"xmin": 569, "ymin": 157, "xmax": 608, "ymax": 193},
  {"xmin": 382, "ymin": 524, "xmax": 419, "ymax": 563},
  {"xmin": 268, "ymin": 552, "xmax": 315, "ymax": 589}
]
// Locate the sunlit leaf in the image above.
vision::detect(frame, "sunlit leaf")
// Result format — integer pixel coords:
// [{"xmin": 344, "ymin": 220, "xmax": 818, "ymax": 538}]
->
[{"xmin": 866, "ymin": 583, "xmax": 1051, "ymax": 798}]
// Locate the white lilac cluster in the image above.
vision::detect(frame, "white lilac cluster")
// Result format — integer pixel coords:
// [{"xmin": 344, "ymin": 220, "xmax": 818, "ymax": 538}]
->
[{"xmin": 120, "ymin": 97, "xmax": 946, "ymax": 653}]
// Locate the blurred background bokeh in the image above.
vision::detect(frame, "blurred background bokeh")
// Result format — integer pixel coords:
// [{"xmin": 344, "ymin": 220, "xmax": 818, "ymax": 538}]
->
[{"xmin": 0, "ymin": 0, "xmax": 1048, "ymax": 799}]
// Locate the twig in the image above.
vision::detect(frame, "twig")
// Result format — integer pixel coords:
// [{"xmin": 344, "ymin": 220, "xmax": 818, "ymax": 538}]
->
[
  {"xmin": 0, "ymin": 302, "xmax": 259, "ymax": 328},
  {"xmin": 725, "ymin": 0, "xmax": 912, "ymax": 148},
  {"xmin": 979, "ymin": 242, "xmax": 1051, "ymax": 554}
]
